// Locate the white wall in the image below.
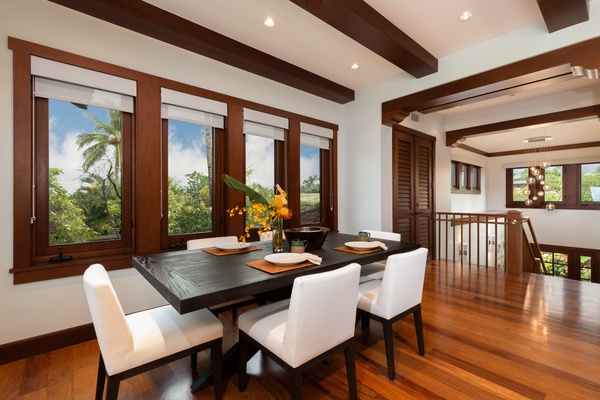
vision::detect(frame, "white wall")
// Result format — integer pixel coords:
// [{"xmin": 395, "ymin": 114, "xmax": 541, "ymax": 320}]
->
[
  {"xmin": 2, "ymin": 0, "xmax": 600, "ymax": 346},
  {"xmin": 0, "ymin": 0, "xmax": 342, "ymax": 345},
  {"xmin": 487, "ymin": 148, "xmax": 600, "ymax": 249}
]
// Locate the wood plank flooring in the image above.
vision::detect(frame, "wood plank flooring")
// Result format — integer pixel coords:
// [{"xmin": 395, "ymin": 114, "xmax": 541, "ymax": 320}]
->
[{"xmin": 1, "ymin": 259, "xmax": 599, "ymax": 399}]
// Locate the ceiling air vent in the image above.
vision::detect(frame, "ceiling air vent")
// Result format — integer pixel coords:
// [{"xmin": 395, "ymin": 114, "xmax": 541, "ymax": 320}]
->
[{"xmin": 410, "ymin": 112, "xmax": 420, "ymax": 122}]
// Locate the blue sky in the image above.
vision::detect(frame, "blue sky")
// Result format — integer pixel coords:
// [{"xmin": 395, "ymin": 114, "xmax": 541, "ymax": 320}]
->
[{"xmin": 49, "ymin": 100, "xmax": 321, "ymax": 194}]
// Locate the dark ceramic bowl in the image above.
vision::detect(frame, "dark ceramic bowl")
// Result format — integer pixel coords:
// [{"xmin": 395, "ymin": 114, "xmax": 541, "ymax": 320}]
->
[{"xmin": 283, "ymin": 226, "xmax": 330, "ymax": 251}]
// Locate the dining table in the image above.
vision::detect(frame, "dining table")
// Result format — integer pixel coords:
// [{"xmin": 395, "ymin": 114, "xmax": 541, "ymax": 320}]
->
[{"xmin": 132, "ymin": 231, "xmax": 421, "ymax": 391}]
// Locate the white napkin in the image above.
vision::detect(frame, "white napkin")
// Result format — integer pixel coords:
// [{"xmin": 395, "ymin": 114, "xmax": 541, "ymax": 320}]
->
[
  {"xmin": 371, "ymin": 241, "xmax": 388, "ymax": 250},
  {"xmin": 300, "ymin": 253, "xmax": 322, "ymax": 265}
]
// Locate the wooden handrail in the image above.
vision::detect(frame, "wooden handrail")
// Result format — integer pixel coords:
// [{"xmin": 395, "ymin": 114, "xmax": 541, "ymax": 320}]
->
[{"xmin": 436, "ymin": 211, "xmax": 545, "ymax": 274}]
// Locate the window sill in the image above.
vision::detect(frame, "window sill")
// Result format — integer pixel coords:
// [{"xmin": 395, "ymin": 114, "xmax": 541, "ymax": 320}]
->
[{"xmin": 10, "ymin": 253, "xmax": 135, "ymax": 284}]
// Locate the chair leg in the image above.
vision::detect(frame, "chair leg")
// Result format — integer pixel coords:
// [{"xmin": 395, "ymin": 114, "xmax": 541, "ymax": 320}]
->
[
  {"xmin": 191, "ymin": 352, "xmax": 198, "ymax": 371},
  {"xmin": 95, "ymin": 355, "xmax": 107, "ymax": 400},
  {"xmin": 105, "ymin": 376, "xmax": 121, "ymax": 400},
  {"xmin": 344, "ymin": 345, "xmax": 358, "ymax": 400},
  {"xmin": 382, "ymin": 320, "xmax": 396, "ymax": 380},
  {"xmin": 212, "ymin": 340, "xmax": 223, "ymax": 400},
  {"xmin": 290, "ymin": 369, "xmax": 303, "ymax": 400},
  {"xmin": 414, "ymin": 306, "xmax": 425, "ymax": 356},
  {"xmin": 238, "ymin": 332, "xmax": 249, "ymax": 393}
]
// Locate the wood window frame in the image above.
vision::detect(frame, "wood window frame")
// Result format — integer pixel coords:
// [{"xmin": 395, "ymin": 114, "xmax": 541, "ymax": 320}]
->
[
  {"xmin": 451, "ymin": 161, "xmax": 481, "ymax": 194},
  {"xmin": 9, "ymin": 37, "xmax": 338, "ymax": 284},
  {"xmin": 506, "ymin": 163, "xmax": 600, "ymax": 210}
]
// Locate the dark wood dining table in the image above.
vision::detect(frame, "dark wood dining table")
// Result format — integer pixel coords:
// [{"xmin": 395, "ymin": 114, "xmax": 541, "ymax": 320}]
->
[
  {"xmin": 132, "ymin": 232, "xmax": 420, "ymax": 391},
  {"xmin": 132, "ymin": 232, "xmax": 421, "ymax": 314}
]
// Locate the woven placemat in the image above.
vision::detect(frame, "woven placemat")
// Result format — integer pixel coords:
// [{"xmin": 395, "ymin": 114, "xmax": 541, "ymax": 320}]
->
[
  {"xmin": 246, "ymin": 259, "xmax": 313, "ymax": 274},
  {"xmin": 202, "ymin": 245, "xmax": 262, "ymax": 256},
  {"xmin": 333, "ymin": 245, "xmax": 383, "ymax": 255}
]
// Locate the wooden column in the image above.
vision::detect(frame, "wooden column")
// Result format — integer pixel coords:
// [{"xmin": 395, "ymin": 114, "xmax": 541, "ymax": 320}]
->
[{"xmin": 505, "ymin": 210, "xmax": 524, "ymax": 273}]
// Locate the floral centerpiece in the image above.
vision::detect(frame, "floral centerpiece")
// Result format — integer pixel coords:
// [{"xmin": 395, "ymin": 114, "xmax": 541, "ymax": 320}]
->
[{"xmin": 222, "ymin": 174, "xmax": 292, "ymax": 252}]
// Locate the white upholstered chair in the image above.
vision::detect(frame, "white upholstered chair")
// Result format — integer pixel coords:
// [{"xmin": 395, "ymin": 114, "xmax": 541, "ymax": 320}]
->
[
  {"xmin": 238, "ymin": 263, "xmax": 361, "ymax": 400},
  {"xmin": 359, "ymin": 230, "xmax": 401, "ymax": 280},
  {"xmin": 187, "ymin": 236, "xmax": 262, "ymax": 319},
  {"xmin": 357, "ymin": 247, "xmax": 428, "ymax": 380},
  {"xmin": 83, "ymin": 263, "xmax": 223, "ymax": 400}
]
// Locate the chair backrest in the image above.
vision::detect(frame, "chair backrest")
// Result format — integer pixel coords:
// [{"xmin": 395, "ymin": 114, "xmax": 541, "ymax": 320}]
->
[
  {"xmin": 83, "ymin": 264, "xmax": 133, "ymax": 369},
  {"xmin": 377, "ymin": 248, "xmax": 428, "ymax": 318},
  {"xmin": 363, "ymin": 230, "xmax": 401, "ymax": 242},
  {"xmin": 283, "ymin": 263, "xmax": 361, "ymax": 367},
  {"xmin": 186, "ymin": 236, "xmax": 238, "ymax": 250}
]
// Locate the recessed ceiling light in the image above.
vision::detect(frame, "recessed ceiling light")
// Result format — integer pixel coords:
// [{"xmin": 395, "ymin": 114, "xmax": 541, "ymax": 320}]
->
[
  {"xmin": 458, "ymin": 11, "xmax": 473, "ymax": 22},
  {"xmin": 264, "ymin": 17, "xmax": 275, "ymax": 27},
  {"xmin": 350, "ymin": 63, "xmax": 360, "ymax": 70}
]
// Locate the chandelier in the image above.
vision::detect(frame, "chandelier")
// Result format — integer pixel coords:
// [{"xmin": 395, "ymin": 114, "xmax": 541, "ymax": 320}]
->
[{"xmin": 523, "ymin": 135, "xmax": 555, "ymax": 211}]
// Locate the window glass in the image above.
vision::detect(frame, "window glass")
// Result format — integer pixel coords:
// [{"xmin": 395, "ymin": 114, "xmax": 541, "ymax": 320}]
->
[
  {"xmin": 543, "ymin": 251, "xmax": 568, "ymax": 278},
  {"xmin": 512, "ymin": 168, "xmax": 529, "ymax": 202},
  {"xmin": 460, "ymin": 164, "xmax": 468, "ymax": 188},
  {"xmin": 300, "ymin": 144, "xmax": 321, "ymax": 224},
  {"xmin": 580, "ymin": 255, "xmax": 592, "ymax": 282},
  {"xmin": 544, "ymin": 166, "xmax": 563, "ymax": 202},
  {"xmin": 245, "ymin": 134, "xmax": 276, "ymax": 228},
  {"xmin": 167, "ymin": 120, "xmax": 214, "ymax": 235},
  {"xmin": 581, "ymin": 163, "xmax": 600, "ymax": 202},
  {"xmin": 451, "ymin": 161, "xmax": 457, "ymax": 189},
  {"xmin": 48, "ymin": 99, "xmax": 123, "ymax": 245}
]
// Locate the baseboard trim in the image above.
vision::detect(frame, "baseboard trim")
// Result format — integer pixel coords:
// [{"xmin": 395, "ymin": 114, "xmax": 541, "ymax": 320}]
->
[{"xmin": 0, "ymin": 323, "xmax": 96, "ymax": 365}]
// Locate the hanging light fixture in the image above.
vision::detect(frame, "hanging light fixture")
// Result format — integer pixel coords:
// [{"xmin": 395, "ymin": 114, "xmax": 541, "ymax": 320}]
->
[{"xmin": 522, "ymin": 135, "xmax": 554, "ymax": 209}]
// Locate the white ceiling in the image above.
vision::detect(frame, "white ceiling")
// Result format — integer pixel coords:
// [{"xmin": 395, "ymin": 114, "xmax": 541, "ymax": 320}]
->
[{"xmin": 142, "ymin": 0, "xmax": 600, "ymax": 154}]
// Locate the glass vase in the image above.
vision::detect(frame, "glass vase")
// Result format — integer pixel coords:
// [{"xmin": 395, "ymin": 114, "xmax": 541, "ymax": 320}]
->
[{"xmin": 272, "ymin": 215, "xmax": 284, "ymax": 253}]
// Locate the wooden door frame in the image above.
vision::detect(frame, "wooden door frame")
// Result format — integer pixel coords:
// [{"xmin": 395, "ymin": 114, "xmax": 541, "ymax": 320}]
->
[{"xmin": 392, "ymin": 125, "xmax": 436, "ymax": 259}]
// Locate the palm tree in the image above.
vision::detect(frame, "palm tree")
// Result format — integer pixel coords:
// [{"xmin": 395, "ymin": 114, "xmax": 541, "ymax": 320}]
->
[{"xmin": 76, "ymin": 109, "xmax": 122, "ymax": 200}]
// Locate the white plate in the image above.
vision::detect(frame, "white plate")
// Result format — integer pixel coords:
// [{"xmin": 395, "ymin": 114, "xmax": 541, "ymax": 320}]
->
[
  {"xmin": 215, "ymin": 242, "xmax": 252, "ymax": 252},
  {"xmin": 344, "ymin": 241, "xmax": 380, "ymax": 250},
  {"xmin": 264, "ymin": 253, "xmax": 307, "ymax": 266}
]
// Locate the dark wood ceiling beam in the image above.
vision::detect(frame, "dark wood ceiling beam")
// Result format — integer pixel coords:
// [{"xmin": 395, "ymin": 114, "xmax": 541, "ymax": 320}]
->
[
  {"xmin": 488, "ymin": 141, "xmax": 600, "ymax": 157},
  {"xmin": 382, "ymin": 35, "xmax": 600, "ymax": 125},
  {"xmin": 418, "ymin": 71, "xmax": 575, "ymax": 114},
  {"xmin": 446, "ymin": 105, "xmax": 600, "ymax": 147},
  {"xmin": 536, "ymin": 0, "xmax": 589, "ymax": 33},
  {"xmin": 48, "ymin": 0, "xmax": 355, "ymax": 104},
  {"xmin": 289, "ymin": 0, "xmax": 438, "ymax": 78}
]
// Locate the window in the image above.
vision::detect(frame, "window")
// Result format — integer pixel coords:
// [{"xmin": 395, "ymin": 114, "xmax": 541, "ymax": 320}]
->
[
  {"xmin": 451, "ymin": 161, "xmax": 481, "ymax": 194},
  {"xmin": 10, "ymin": 39, "xmax": 338, "ymax": 283},
  {"xmin": 243, "ymin": 109, "xmax": 288, "ymax": 234},
  {"xmin": 581, "ymin": 163, "xmax": 600, "ymax": 203},
  {"xmin": 506, "ymin": 163, "xmax": 599, "ymax": 209},
  {"xmin": 542, "ymin": 251, "xmax": 568, "ymax": 278},
  {"xmin": 299, "ymin": 122, "xmax": 333, "ymax": 225},
  {"xmin": 540, "ymin": 245, "xmax": 599, "ymax": 283},
  {"xmin": 31, "ymin": 58, "xmax": 134, "ymax": 261},
  {"xmin": 160, "ymin": 89, "xmax": 227, "ymax": 249}
]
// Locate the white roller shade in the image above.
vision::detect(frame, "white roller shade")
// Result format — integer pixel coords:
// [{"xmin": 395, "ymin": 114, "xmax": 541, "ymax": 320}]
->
[
  {"xmin": 300, "ymin": 122, "xmax": 334, "ymax": 139},
  {"xmin": 244, "ymin": 108, "xmax": 289, "ymax": 129},
  {"xmin": 301, "ymin": 133, "xmax": 330, "ymax": 150},
  {"xmin": 161, "ymin": 104, "xmax": 224, "ymax": 128},
  {"xmin": 243, "ymin": 108, "xmax": 288, "ymax": 141},
  {"xmin": 300, "ymin": 122, "xmax": 333, "ymax": 150},
  {"xmin": 31, "ymin": 56, "xmax": 136, "ymax": 96},
  {"xmin": 34, "ymin": 77, "xmax": 134, "ymax": 113},
  {"xmin": 244, "ymin": 121, "xmax": 285, "ymax": 141},
  {"xmin": 161, "ymin": 88, "xmax": 226, "ymax": 128},
  {"xmin": 161, "ymin": 88, "xmax": 227, "ymax": 116}
]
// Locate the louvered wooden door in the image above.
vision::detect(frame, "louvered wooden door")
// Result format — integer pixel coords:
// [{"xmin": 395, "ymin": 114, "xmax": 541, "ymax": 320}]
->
[{"xmin": 392, "ymin": 129, "xmax": 435, "ymax": 259}]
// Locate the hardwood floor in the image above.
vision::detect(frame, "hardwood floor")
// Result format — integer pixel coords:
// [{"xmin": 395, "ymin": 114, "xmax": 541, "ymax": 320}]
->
[{"xmin": 2, "ymin": 260, "xmax": 600, "ymax": 399}]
